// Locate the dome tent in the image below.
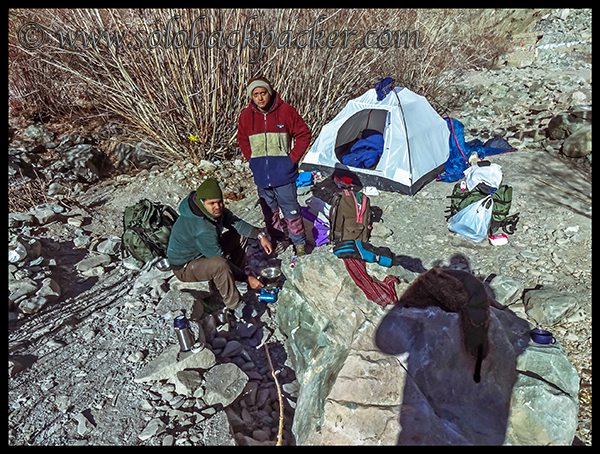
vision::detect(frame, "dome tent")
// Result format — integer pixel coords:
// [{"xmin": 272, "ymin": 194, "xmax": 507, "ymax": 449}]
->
[{"xmin": 300, "ymin": 87, "xmax": 450, "ymax": 195}]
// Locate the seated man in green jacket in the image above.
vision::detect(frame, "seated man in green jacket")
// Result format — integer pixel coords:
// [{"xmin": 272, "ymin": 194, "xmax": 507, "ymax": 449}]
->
[{"xmin": 167, "ymin": 178, "xmax": 273, "ymax": 322}]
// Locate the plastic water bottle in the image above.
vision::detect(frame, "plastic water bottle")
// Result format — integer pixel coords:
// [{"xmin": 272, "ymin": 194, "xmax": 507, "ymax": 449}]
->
[{"xmin": 173, "ymin": 315, "xmax": 195, "ymax": 353}]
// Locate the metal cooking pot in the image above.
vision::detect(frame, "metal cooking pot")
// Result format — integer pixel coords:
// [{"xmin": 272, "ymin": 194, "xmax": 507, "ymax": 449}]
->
[{"xmin": 260, "ymin": 266, "xmax": 281, "ymax": 286}]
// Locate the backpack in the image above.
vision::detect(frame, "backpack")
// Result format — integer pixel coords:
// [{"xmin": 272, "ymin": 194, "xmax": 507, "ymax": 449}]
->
[
  {"xmin": 328, "ymin": 189, "xmax": 372, "ymax": 244},
  {"xmin": 445, "ymin": 182, "xmax": 519, "ymax": 235},
  {"xmin": 122, "ymin": 199, "xmax": 179, "ymax": 263}
]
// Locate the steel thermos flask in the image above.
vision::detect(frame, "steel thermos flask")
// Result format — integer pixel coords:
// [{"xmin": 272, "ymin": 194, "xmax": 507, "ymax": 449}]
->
[{"xmin": 174, "ymin": 315, "xmax": 195, "ymax": 352}]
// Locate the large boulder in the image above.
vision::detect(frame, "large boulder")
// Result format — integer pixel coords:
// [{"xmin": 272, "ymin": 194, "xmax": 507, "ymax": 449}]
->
[
  {"xmin": 524, "ymin": 288, "xmax": 580, "ymax": 326},
  {"xmin": 561, "ymin": 125, "xmax": 592, "ymax": 158},
  {"xmin": 275, "ymin": 251, "xmax": 417, "ymax": 444},
  {"xmin": 202, "ymin": 363, "xmax": 249, "ymax": 407},
  {"xmin": 276, "ymin": 251, "xmax": 580, "ymax": 445},
  {"xmin": 547, "ymin": 109, "xmax": 590, "ymax": 140}
]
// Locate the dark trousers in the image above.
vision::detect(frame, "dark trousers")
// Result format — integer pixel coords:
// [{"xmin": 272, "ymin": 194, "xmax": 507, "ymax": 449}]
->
[{"xmin": 258, "ymin": 182, "xmax": 306, "ymax": 246}]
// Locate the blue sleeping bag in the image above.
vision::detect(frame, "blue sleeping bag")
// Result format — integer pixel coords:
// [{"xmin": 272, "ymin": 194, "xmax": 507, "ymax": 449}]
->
[
  {"xmin": 437, "ymin": 118, "xmax": 516, "ymax": 183},
  {"xmin": 341, "ymin": 129, "xmax": 384, "ymax": 169}
]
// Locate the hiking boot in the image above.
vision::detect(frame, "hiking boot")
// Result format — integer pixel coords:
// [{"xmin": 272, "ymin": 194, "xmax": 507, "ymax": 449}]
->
[{"xmin": 295, "ymin": 244, "xmax": 306, "ymax": 257}]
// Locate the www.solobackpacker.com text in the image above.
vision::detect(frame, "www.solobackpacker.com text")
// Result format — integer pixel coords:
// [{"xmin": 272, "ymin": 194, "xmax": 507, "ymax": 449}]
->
[{"xmin": 18, "ymin": 15, "xmax": 422, "ymax": 63}]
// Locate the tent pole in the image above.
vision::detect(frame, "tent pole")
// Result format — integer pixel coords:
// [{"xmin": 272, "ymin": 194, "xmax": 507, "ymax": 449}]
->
[{"xmin": 393, "ymin": 88, "xmax": 413, "ymax": 187}]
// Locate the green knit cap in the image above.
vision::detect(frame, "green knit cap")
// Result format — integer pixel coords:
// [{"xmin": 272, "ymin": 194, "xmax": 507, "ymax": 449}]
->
[{"xmin": 195, "ymin": 178, "xmax": 223, "ymax": 207}]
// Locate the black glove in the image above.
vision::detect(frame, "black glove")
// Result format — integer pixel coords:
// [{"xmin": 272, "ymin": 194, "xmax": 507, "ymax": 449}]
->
[{"xmin": 333, "ymin": 240, "xmax": 394, "ymax": 267}]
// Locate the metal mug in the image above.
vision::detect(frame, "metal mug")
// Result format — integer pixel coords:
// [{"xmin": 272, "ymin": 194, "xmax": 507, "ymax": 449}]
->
[
  {"xmin": 155, "ymin": 257, "xmax": 171, "ymax": 271},
  {"xmin": 530, "ymin": 328, "xmax": 556, "ymax": 345}
]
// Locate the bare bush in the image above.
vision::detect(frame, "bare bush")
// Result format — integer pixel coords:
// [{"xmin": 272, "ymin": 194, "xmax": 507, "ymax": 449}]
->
[{"xmin": 9, "ymin": 8, "xmax": 510, "ymax": 164}]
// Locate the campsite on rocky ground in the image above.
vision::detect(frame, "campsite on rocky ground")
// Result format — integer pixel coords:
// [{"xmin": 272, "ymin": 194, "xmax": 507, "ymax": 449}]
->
[{"xmin": 9, "ymin": 8, "xmax": 590, "ymax": 446}]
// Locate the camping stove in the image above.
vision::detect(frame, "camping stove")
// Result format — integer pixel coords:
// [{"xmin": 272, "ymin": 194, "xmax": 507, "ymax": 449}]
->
[
  {"xmin": 258, "ymin": 287, "xmax": 279, "ymax": 303},
  {"xmin": 258, "ymin": 267, "xmax": 282, "ymax": 303}
]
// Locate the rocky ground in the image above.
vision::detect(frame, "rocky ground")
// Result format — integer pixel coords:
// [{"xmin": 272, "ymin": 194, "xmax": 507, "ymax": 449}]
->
[{"xmin": 9, "ymin": 8, "xmax": 591, "ymax": 446}]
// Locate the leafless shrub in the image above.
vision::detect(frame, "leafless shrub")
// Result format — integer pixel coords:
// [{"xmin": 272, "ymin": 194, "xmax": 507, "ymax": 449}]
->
[{"xmin": 9, "ymin": 8, "xmax": 511, "ymax": 164}]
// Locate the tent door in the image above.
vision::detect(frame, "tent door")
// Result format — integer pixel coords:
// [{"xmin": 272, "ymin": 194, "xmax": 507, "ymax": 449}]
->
[{"xmin": 334, "ymin": 109, "xmax": 388, "ymax": 167}]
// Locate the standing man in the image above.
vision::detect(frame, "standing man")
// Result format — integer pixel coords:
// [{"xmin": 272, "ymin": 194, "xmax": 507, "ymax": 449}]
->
[
  {"xmin": 167, "ymin": 178, "xmax": 273, "ymax": 322},
  {"xmin": 237, "ymin": 76, "xmax": 311, "ymax": 256}
]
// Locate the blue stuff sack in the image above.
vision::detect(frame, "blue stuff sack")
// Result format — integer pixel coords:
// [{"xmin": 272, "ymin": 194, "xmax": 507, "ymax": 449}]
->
[{"xmin": 295, "ymin": 171, "xmax": 313, "ymax": 187}]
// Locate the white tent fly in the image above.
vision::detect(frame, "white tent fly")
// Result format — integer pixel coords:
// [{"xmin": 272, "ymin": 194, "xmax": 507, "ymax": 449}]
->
[{"xmin": 300, "ymin": 87, "xmax": 450, "ymax": 195}]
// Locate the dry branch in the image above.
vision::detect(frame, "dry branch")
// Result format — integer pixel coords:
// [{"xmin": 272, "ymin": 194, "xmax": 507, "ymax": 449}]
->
[{"xmin": 263, "ymin": 343, "xmax": 284, "ymax": 446}]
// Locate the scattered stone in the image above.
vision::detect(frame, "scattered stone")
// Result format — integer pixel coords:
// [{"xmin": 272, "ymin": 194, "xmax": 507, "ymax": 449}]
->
[
  {"xmin": 278, "ymin": 251, "xmax": 580, "ymax": 445},
  {"xmin": 174, "ymin": 369, "xmax": 204, "ymax": 397},
  {"xmin": 7, "ymin": 8, "xmax": 591, "ymax": 447},
  {"xmin": 211, "ymin": 336, "xmax": 228, "ymax": 350},
  {"xmin": 121, "ymin": 256, "xmax": 145, "ymax": 270},
  {"xmin": 155, "ymin": 288, "xmax": 203, "ymax": 321},
  {"xmin": 113, "ymin": 142, "xmax": 159, "ymax": 171},
  {"xmin": 134, "ymin": 344, "xmax": 216, "ymax": 383},
  {"xmin": 36, "ymin": 277, "xmax": 61, "ymax": 303},
  {"xmin": 199, "ymin": 159, "xmax": 218, "ymax": 172},
  {"xmin": 30, "ymin": 207, "xmax": 58, "ymax": 225},
  {"xmin": 74, "ymin": 412, "xmax": 94, "ymax": 437},
  {"xmin": 8, "ymin": 213, "xmax": 36, "ymax": 229},
  {"xmin": 75, "ymin": 254, "xmax": 112, "ymax": 273},
  {"xmin": 67, "ymin": 216, "xmax": 84, "ymax": 227},
  {"xmin": 547, "ymin": 111, "xmax": 589, "ymax": 140},
  {"xmin": 252, "ymin": 429, "xmax": 271, "ymax": 442},
  {"xmin": 371, "ymin": 222, "xmax": 393, "ymax": 239},
  {"xmin": 561, "ymin": 124, "xmax": 592, "ymax": 158},
  {"xmin": 127, "ymin": 351, "xmax": 145, "ymax": 363},
  {"xmin": 73, "ymin": 235, "xmax": 91, "ymax": 248},
  {"xmin": 96, "ymin": 237, "xmax": 122, "ymax": 255},
  {"xmin": 60, "ymin": 144, "xmax": 102, "ymax": 183},
  {"xmin": 23, "ymin": 124, "xmax": 55, "ymax": 143},
  {"xmin": 47, "ymin": 181, "xmax": 69, "ymax": 196},
  {"xmin": 202, "ymin": 363, "xmax": 249, "ymax": 407},
  {"xmin": 524, "ymin": 288, "xmax": 580, "ymax": 326},
  {"xmin": 138, "ymin": 417, "xmax": 166, "ymax": 441},
  {"xmin": 221, "ymin": 340, "xmax": 243, "ymax": 358},
  {"xmin": 9, "ymin": 278, "xmax": 39, "ymax": 303}
]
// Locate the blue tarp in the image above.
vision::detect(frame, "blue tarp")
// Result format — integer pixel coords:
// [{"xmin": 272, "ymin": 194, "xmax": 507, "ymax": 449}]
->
[
  {"xmin": 341, "ymin": 129, "xmax": 384, "ymax": 169},
  {"xmin": 437, "ymin": 118, "xmax": 516, "ymax": 183}
]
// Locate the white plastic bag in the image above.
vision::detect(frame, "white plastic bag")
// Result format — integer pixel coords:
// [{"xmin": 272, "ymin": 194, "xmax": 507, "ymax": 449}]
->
[
  {"xmin": 448, "ymin": 196, "xmax": 493, "ymax": 242},
  {"xmin": 464, "ymin": 163, "xmax": 503, "ymax": 190}
]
